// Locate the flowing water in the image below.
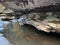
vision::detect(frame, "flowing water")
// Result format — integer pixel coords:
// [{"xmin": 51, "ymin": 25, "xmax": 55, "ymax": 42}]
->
[
  {"xmin": 0, "ymin": 19, "xmax": 12, "ymax": 45},
  {"xmin": 0, "ymin": 19, "xmax": 60, "ymax": 45}
]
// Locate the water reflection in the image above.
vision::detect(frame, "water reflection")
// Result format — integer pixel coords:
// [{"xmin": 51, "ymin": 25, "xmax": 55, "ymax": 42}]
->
[
  {"xmin": 0, "ymin": 18, "xmax": 12, "ymax": 45},
  {"xmin": 0, "ymin": 18, "xmax": 4, "ymax": 31},
  {"xmin": 0, "ymin": 33, "xmax": 12, "ymax": 45},
  {"xmin": 0, "ymin": 19, "xmax": 10, "ymax": 31}
]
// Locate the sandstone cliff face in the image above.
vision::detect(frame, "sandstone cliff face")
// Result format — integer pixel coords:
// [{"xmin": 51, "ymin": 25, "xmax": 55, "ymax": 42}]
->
[{"xmin": 0, "ymin": 0, "xmax": 60, "ymax": 11}]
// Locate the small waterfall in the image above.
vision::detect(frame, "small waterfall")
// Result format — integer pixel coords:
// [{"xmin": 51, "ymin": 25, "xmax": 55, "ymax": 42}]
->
[{"xmin": 18, "ymin": 15, "xmax": 26, "ymax": 25}]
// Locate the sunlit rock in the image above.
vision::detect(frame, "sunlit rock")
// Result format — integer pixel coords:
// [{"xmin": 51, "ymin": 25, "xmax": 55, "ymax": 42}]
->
[
  {"xmin": 48, "ymin": 21, "xmax": 60, "ymax": 30},
  {"xmin": 19, "ymin": 12, "xmax": 60, "ymax": 33},
  {"xmin": 0, "ymin": 4, "xmax": 5, "ymax": 12},
  {"xmin": 3, "ymin": 9, "xmax": 14, "ymax": 13}
]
